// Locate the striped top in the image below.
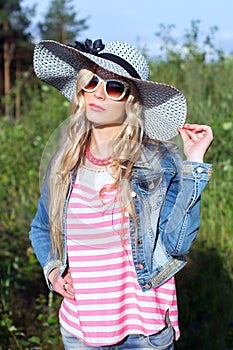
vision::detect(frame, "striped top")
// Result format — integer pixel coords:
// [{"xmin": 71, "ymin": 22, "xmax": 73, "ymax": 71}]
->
[{"xmin": 59, "ymin": 166, "xmax": 179, "ymax": 346}]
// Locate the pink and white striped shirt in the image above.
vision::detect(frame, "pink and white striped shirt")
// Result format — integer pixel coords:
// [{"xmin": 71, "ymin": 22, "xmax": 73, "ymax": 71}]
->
[{"xmin": 59, "ymin": 166, "xmax": 179, "ymax": 346}]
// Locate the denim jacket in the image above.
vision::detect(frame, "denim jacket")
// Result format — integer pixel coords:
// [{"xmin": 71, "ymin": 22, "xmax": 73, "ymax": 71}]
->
[{"xmin": 29, "ymin": 140, "xmax": 212, "ymax": 292}]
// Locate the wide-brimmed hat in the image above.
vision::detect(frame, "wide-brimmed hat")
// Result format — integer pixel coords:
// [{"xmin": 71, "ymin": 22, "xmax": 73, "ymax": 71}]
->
[{"xmin": 33, "ymin": 38, "xmax": 187, "ymax": 140}]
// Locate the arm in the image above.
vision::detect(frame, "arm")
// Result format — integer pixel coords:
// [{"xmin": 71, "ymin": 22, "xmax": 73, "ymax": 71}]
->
[
  {"xmin": 29, "ymin": 192, "xmax": 62, "ymax": 287},
  {"xmin": 158, "ymin": 124, "xmax": 213, "ymax": 255},
  {"xmin": 29, "ymin": 182, "xmax": 75, "ymax": 298}
]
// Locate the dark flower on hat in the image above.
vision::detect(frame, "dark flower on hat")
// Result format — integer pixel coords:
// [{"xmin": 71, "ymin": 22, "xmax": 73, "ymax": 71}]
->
[{"xmin": 70, "ymin": 39, "xmax": 105, "ymax": 55}]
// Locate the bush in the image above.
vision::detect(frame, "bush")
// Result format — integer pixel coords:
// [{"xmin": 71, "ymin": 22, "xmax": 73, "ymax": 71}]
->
[{"xmin": 0, "ymin": 85, "xmax": 68, "ymax": 349}]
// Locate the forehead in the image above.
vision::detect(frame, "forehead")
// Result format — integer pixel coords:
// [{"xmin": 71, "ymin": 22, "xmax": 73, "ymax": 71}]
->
[{"xmin": 95, "ymin": 66, "xmax": 124, "ymax": 81}]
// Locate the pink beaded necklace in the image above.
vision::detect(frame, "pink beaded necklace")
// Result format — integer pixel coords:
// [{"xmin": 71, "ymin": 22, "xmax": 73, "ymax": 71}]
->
[{"xmin": 85, "ymin": 147, "xmax": 112, "ymax": 166}]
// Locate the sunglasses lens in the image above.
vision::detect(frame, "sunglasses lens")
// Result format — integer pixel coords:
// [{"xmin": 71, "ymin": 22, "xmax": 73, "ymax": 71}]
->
[
  {"xmin": 83, "ymin": 75, "xmax": 127, "ymax": 100},
  {"xmin": 84, "ymin": 76, "xmax": 99, "ymax": 91},
  {"xmin": 106, "ymin": 81, "xmax": 126, "ymax": 99}
]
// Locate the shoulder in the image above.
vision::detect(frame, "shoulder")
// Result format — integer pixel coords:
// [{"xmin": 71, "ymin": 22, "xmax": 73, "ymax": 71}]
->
[
  {"xmin": 137, "ymin": 137, "xmax": 182, "ymax": 177},
  {"xmin": 142, "ymin": 137, "xmax": 181, "ymax": 162}
]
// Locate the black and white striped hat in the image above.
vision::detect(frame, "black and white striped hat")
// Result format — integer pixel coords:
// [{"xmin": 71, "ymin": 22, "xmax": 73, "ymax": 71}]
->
[{"xmin": 33, "ymin": 39, "xmax": 187, "ymax": 140}]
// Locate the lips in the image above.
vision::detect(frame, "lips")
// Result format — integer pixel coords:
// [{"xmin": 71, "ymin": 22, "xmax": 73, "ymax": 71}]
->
[{"xmin": 89, "ymin": 103, "xmax": 105, "ymax": 111}]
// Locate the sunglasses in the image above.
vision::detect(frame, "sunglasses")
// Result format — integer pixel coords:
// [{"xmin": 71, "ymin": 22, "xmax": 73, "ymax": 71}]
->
[{"xmin": 83, "ymin": 75, "xmax": 129, "ymax": 101}]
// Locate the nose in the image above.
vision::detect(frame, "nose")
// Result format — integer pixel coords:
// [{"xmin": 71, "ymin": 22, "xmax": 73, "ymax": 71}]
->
[{"xmin": 94, "ymin": 82, "xmax": 106, "ymax": 99}]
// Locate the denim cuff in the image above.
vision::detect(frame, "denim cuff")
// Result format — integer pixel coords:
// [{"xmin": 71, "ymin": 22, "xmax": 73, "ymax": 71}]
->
[
  {"xmin": 182, "ymin": 161, "xmax": 213, "ymax": 180},
  {"xmin": 44, "ymin": 259, "xmax": 63, "ymax": 291}
]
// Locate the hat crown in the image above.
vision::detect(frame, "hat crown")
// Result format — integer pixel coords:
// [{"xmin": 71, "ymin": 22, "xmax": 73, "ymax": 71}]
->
[{"xmin": 101, "ymin": 41, "xmax": 150, "ymax": 81}]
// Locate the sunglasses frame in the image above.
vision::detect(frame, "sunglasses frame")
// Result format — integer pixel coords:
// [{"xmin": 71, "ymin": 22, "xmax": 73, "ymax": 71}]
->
[{"xmin": 83, "ymin": 74, "xmax": 129, "ymax": 101}]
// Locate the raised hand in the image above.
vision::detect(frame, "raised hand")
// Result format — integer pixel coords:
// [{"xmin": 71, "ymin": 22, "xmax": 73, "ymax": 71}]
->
[{"xmin": 179, "ymin": 123, "xmax": 213, "ymax": 163}]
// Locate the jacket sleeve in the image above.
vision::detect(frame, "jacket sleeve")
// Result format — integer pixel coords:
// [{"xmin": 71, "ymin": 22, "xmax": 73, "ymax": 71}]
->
[
  {"xmin": 158, "ymin": 156, "xmax": 213, "ymax": 256},
  {"xmin": 29, "ymin": 180, "xmax": 62, "ymax": 290}
]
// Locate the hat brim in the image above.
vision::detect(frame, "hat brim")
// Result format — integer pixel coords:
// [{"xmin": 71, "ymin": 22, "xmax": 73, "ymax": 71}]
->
[{"xmin": 33, "ymin": 40, "xmax": 187, "ymax": 140}]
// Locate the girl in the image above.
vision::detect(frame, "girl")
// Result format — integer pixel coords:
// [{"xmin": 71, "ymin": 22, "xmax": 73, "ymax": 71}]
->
[{"xmin": 30, "ymin": 39, "xmax": 213, "ymax": 349}]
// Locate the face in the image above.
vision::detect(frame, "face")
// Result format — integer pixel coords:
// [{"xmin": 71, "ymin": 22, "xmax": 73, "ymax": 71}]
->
[{"xmin": 83, "ymin": 68, "xmax": 128, "ymax": 128}]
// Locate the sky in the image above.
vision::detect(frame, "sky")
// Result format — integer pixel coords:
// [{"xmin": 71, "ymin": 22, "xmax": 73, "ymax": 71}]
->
[{"xmin": 22, "ymin": 0, "xmax": 233, "ymax": 57}]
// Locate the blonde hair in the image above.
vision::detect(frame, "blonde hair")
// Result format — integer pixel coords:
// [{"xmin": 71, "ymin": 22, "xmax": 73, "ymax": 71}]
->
[{"xmin": 48, "ymin": 66, "xmax": 145, "ymax": 259}]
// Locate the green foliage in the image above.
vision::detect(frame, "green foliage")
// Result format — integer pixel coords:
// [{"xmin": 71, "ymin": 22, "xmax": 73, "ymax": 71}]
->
[
  {"xmin": 176, "ymin": 244, "xmax": 233, "ymax": 349},
  {"xmin": 0, "ymin": 83, "xmax": 68, "ymax": 349},
  {"xmin": 0, "ymin": 0, "xmax": 36, "ymax": 116},
  {"xmin": 149, "ymin": 27, "xmax": 233, "ymax": 348},
  {"xmin": 0, "ymin": 23, "xmax": 233, "ymax": 349}
]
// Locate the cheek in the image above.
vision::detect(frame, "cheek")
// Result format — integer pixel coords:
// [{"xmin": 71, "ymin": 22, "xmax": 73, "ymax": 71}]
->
[
  {"xmin": 115, "ymin": 101, "xmax": 126, "ymax": 113},
  {"xmin": 83, "ymin": 91, "xmax": 90, "ymax": 106},
  {"xmin": 109, "ymin": 104, "xmax": 126, "ymax": 122}
]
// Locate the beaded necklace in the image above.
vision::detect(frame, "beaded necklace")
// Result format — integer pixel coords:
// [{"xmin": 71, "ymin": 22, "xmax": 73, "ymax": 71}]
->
[{"xmin": 85, "ymin": 147, "xmax": 112, "ymax": 166}]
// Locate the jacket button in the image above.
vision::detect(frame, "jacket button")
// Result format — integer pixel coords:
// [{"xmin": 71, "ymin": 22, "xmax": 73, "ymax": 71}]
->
[
  {"xmin": 138, "ymin": 263, "xmax": 144, "ymax": 269},
  {"xmin": 196, "ymin": 166, "xmax": 204, "ymax": 173},
  {"xmin": 131, "ymin": 191, "xmax": 137, "ymax": 197},
  {"xmin": 144, "ymin": 284, "xmax": 151, "ymax": 289}
]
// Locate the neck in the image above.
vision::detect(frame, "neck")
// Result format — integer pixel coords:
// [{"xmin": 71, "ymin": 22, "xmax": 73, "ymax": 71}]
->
[{"xmin": 89, "ymin": 124, "xmax": 121, "ymax": 158}]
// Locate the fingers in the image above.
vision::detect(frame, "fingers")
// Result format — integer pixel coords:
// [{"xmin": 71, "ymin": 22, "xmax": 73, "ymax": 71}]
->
[
  {"xmin": 179, "ymin": 128, "xmax": 200, "ymax": 144},
  {"xmin": 62, "ymin": 281, "xmax": 75, "ymax": 297},
  {"xmin": 54, "ymin": 276, "xmax": 75, "ymax": 299},
  {"xmin": 178, "ymin": 127, "xmax": 190, "ymax": 143},
  {"xmin": 62, "ymin": 272, "xmax": 75, "ymax": 296},
  {"xmin": 63, "ymin": 270, "xmax": 73, "ymax": 286},
  {"xmin": 179, "ymin": 124, "xmax": 213, "ymax": 145},
  {"xmin": 49, "ymin": 268, "xmax": 75, "ymax": 300},
  {"xmin": 178, "ymin": 123, "xmax": 213, "ymax": 162},
  {"xmin": 184, "ymin": 128, "xmax": 205, "ymax": 142},
  {"xmin": 182, "ymin": 124, "xmax": 213, "ymax": 138}
]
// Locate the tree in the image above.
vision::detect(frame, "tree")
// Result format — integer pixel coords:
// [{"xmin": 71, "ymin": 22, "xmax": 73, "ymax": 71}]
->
[
  {"xmin": 155, "ymin": 20, "xmax": 224, "ymax": 63},
  {"xmin": 38, "ymin": 0, "xmax": 89, "ymax": 44},
  {"xmin": 0, "ymin": 0, "xmax": 35, "ymax": 117}
]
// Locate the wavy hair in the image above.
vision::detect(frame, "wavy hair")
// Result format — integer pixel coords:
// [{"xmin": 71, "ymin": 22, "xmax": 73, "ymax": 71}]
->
[{"xmin": 48, "ymin": 65, "xmax": 145, "ymax": 259}]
